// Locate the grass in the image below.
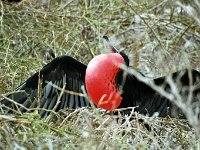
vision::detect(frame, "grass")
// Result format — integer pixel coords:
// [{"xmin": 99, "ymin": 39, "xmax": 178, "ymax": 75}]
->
[{"xmin": 0, "ymin": 0, "xmax": 200, "ymax": 149}]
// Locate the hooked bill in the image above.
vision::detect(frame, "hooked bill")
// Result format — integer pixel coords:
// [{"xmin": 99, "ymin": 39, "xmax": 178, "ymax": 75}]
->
[{"xmin": 85, "ymin": 53, "xmax": 124, "ymax": 110}]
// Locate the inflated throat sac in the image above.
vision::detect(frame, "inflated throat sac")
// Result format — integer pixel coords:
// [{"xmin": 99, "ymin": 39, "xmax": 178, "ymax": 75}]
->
[{"xmin": 85, "ymin": 53, "xmax": 124, "ymax": 110}]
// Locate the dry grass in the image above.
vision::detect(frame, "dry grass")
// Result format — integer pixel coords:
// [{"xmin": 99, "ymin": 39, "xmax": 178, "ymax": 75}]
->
[{"xmin": 0, "ymin": 0, "xmax": 200, "ymax": 149}]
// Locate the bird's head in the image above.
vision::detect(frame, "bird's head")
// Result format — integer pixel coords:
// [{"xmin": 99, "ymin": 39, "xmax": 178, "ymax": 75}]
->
[
  {"xmin": 85, "ymin": 36, "xmax": 129, "ymax": 110},
  {"xmin": 102, "ymin": 35, "xmax": 129, "ymax": 67}
]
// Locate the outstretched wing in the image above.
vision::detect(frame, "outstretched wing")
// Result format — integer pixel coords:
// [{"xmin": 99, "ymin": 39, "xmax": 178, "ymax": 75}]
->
[
  {"xmin": 1, "ymin": 56, "xmax": 90, "ymax": 117},
  {"xmin": 120, "ymin": 69, "xmax": 200, "ymax": 118}
]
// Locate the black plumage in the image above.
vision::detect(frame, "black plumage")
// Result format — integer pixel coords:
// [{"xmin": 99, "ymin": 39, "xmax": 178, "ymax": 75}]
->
[
  {"xmin": 118, "ymin": 69, "xmax": 200, "ymax": 118},
  {"xmin": 1, "ymin": 56, "xmax": 89, "ymax": 117},
  {"xmin": 1, "ymin": 42, "xmax": 200, "ymax": 118}
]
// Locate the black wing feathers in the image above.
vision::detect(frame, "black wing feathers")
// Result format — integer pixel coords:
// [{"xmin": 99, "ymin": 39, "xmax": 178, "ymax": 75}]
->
[
  {"xmin": 122, "ymin": 69, "xmax": 200, "ymax": 118},
  {"xmin": 1, "ymin": 56, "xmax": 89, "ymax": 117},
  {"xmin": 1, "ymin": 54, "xmax": 200, "ymax": 119}
]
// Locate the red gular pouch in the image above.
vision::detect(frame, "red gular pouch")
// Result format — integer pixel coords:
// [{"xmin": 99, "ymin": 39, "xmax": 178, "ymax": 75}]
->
[{"xmin": 85, "ymin": 53, "xmax": 124, "ymax": 110}]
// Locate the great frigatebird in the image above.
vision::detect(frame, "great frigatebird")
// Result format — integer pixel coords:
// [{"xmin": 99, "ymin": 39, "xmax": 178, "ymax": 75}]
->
[{"xmin": 1, "ymin": 36, "xmax": 200, "ymax": 118}]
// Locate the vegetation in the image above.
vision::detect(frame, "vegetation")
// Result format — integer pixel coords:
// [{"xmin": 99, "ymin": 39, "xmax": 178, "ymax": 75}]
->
[{"xmin": 0, "ymin": 0, "xmax": 199, "ymax": 149}]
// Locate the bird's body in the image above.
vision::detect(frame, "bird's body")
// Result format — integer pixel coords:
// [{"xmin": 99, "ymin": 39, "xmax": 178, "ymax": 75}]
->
[{"xmin": 1, "ymin": 37, "xmax": 200, "ymax": 118}]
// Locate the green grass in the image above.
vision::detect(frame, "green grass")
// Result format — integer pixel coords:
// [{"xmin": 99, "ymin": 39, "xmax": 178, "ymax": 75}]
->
[{"xmin": 0, "ymin": 0, "xmax": 200, "ymax": 149}]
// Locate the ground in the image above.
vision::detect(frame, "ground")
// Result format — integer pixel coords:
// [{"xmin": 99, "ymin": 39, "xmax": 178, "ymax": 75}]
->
[{"xmin": 0, "ymin": 0, "xmax": 200, "ymax": 149}]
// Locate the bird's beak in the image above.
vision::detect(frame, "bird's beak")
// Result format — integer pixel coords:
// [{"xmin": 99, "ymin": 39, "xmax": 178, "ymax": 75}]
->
[{"xmin": 103, "ymin": 35, "xmax": 120, "ymax": 53}]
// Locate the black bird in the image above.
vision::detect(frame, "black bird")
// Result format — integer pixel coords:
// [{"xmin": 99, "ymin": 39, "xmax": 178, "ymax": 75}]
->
[{"xmin": 1, "ymin": 36, "xmax": 200, "ymax": 118}]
